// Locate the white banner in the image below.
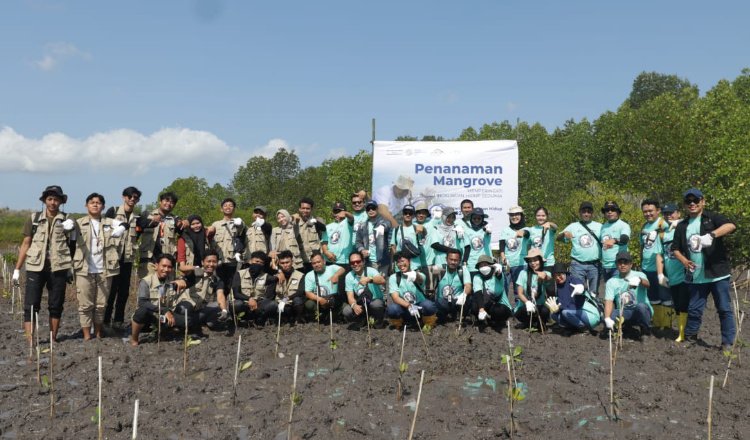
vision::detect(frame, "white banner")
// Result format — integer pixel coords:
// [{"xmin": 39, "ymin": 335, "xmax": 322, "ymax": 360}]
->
[{"xmin": 372, "ymin": 140, "xmax": 519, "ymax": 250}]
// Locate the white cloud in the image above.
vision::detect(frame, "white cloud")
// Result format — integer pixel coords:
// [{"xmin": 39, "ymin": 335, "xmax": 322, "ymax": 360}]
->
[
  {"xmin": 0, "ymin": 126, "xmax": 239, "ymax": 174},
  {"xmin": 34, "ymin": 42, "xmax": 91, "ymax": 71}
]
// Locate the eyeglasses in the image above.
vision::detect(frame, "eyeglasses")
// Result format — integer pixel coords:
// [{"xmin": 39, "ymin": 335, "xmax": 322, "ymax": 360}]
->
[
  {"xmin": 684, "ymin": 198, "xmax": 701, "ymax": 205},
  {"xmin": 351, "ymin": 200, "xmax": 363, "ymax": 205},
  {"xmin": 603, "ymin": 208, "xmax": 616, "ymax": 213},
  {"xmin": 580, "ymin": 209, "xmax": 593, "ymax": 213},
  {"xmin": 366, "ymin": 206, "xmax": 377, "ymax": 211},
  {"xmin": 350, "ymin": 260, "xmax": 363, "ymax": 265},
  {"xmin": 127, "ymin": 195, "xmax": 140, "ymax": 200}
]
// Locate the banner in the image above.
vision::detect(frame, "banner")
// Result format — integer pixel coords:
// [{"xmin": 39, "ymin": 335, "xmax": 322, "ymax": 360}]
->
[{"xmin": 372, "ymin": 140, "xmax": 518, "ymax": 250}]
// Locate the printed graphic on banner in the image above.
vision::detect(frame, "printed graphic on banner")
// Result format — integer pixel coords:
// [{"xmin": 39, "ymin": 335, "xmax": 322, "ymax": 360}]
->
[{"xmin": 372, "ymin": 140, "xmax": 519, "ymax": 249}]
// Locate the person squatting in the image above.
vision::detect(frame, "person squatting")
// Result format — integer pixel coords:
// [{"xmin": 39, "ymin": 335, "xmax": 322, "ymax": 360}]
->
[{"xmin": 11, "ymin": 186, "xmax": 737, "ymax": 351}]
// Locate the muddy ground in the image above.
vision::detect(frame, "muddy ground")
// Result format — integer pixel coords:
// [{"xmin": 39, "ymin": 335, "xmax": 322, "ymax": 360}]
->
[{"xmin": 0, "ymin": 275, "xmax": 749, "ymax": 440}]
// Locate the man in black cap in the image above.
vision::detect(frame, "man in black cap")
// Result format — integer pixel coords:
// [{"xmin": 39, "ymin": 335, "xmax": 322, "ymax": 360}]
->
[
  {"xmin": 390, "ymin": 204, "xmax": 425, "ymax": 273},
  {"xmin": 599, "ymin": 201, "xmax": 631, "ymax": 282},
  {"xmin": 671, "ymin": 188, "xmax": 737, "ymax": 350},
  {"xmin": 558, "ymin": 201, "xmax": 603, "ymax": 295},
  {"xmin": 603, "ymin": 251, "xmax": 652, "ymax": 338},
  {"xmin": 13, "ymin": 185, "xmax": 75, "ymax": 342},
  {"xmin": 355, "ymin": 199, "xmax": 392, "ymax": 276},
  {"xmin": 247, "ymin": 205, "xmax": 272, "ymax": 255},
  {"xmin": 323, "ymin": 201, "xmax": 354, "ymax": 269}
]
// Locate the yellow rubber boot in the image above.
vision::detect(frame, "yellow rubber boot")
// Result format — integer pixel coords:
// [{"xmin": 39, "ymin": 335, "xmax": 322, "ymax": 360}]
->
[
  {"xmin": 389, "ymin": 318, "xmax": 404, "ymax": 330},
  {"xmin": 675, "ymin": 313, "xmax": 687, "ymax": 342},
  {"xmin": 651, "ymin": 305, "xmax": 662, "ymax": 329},
  {"xmin": 421, "ymin": 315, "xmax": 437, "ymax": 328},
  {"xmin": 663, "ymin": 306, "xmax": 674, "ymax": 331}
]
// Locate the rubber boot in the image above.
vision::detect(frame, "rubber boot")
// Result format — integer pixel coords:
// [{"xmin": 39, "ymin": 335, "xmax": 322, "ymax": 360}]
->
[
  {"xmin": 389, "ymin": 318, "xmax": 404, "ymax": 330},
  {"xmin": 662, "ymin": 306, "xmax": 674, "ymax": 332},
  {"xmin": 675, "ymin": 313, "xmax": 687, "ymax": 342},
  {"xmin": 651, "ymin": 305, "xmax": 663, "ymax": 330},
  {"xmin": 421, "ymin": 315, "xmax": 437, "ymax": 328}
]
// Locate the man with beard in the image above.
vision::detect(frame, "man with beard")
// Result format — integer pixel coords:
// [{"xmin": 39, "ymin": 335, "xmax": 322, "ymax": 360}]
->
[
  {"xmin": 343, "ymin": 251, "xmax": 386, "ymax": 325},
  {"xmin": 304, "ymin": 251, "xmax": 346, "ymax": 322},
  {"xmin": 434, "ymin": 249, "xmax": 472, "ymax": 322}
]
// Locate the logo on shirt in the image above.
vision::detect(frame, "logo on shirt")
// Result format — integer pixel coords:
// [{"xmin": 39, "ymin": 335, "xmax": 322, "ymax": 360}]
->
[
  {"xmin": 642, "ymin": 230, "xmax": 657, "ymax": 249},
  {"xmin": 317, "ymin": 285, "xmax": 331, "ymax": 297},
  {"xmin": 471, "ymin": 236, "xmax": 483, "ymax": 250},
  {"xmin": 442, "ymin": 235, "xmax": 456, "ymax": 247},
  {"xmin": 620, "ymin": 289, "xmax": 636, "ymax": 310},
  {"xmin": 578, "ymin": 234, "xmax": 594, "ymax": 248},
  {"xmin": 403, "ymin": 291, "xmax": 416, "ymax": 304},
  {"xmin": 442, "ymin": 285, "xmax": 455, "ymax": 302},
  {"xmin": 532, "ymin": 236, "xmax": 543, "ymax": 248},
  {"xmin": 688, "ymin": 234, "xmax": 701, "ymax": 253},
  {"xmin": 330, "ymin": 231, "xmax": 340, "ymax": 245},
  {"xmin": 506, "ymin": 238, "xmax": 519, "ymax": 252}
]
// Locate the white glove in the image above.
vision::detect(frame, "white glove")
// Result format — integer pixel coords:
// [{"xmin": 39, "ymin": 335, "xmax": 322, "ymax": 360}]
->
[
  {"xmin": 492, "ymin": 263, "xmax": 503, "ymax": 273},
  {"xmin": 571, "ymin": 283, "xmax": 585, "ymax": 296},
  {"xmin": 62, "ymin": 219, "xmax": 75, "ymax": 231},
  {"xmin": 544, "ymin": 297, "xmax": 559, "ymax": 313},
  {"xmin": 252, "ymin": 218, "xmax": 265, "ymax": 228},
  {"xmin": 374, "ymin": 225, "xmax": 385, "ymax": 237},
  {"xmin": 405, "ymin": 271, "xmax": 417, "ymax": 283},
  {"xmin": 408, "ymin": 304, "xmax": 421, "ymax": 318},
  {"xmin": 658, "ymin": 274, "xmax": 669, "ymax": 287},
  {"xmin": 627, "ymin": 277, "xmax": 641, "ymax": 288},
  {"xmin": 218, "ymin": 309, "xmax": 228, "ymax": 321},
  {"xmin": 524, "ymin": 300, "xmax": 536, "ymax": 313},
  {"xmin": 193, "ymin": 266, "xmax": 204, "ymax": 277},
  {"xmin": 12, "ymin": 269, "xmax": 20, "ymax": 286},
  {"xmin": 278, "ymin": 299, "xmax": 286, "ymax": 313},
  {"xmin": 234, "ymin": 253, "xmax": 242, "ymax": 263},
  {"xmin": 307, "ymin": 218, "xmax": 317, "ymax": 226},
  {"xmin": 647, "ymin": 230, "xmax": 657, "ymax": 242},
  {"xmin": 111, "ymin": 225, "xmax": 126, "ymax": 238},
  {"xmin": 699, "ymin": 234, "xmax": 714, "ymax": 247},
  {"xmin": 453, "ymin": 225, "xmax": 464, "ymax": 238},
  {"xmin": 478, "ymin": 309, "xmax": 489, "ymax": 321},
  {"xmin": 604, "ymin": 317, "xmax": 615, "ymax": 330},
  {"xmin": 233, "ymin": 218, "xmax": 243, "ymax": 226},
  {"xmin": 483, "ymin": 225, "xmax": 492, "ymax": 234},
  {"xmin": 456, "ymin": 294, "xmax": 466, "ymax": 306},
  {"xmin": 112, "ymin": 219, "xmax": 123, "ymax": 229},
  {"xmin": 669, "ymin": 219, "xmax": 681, "ymax": 229}
]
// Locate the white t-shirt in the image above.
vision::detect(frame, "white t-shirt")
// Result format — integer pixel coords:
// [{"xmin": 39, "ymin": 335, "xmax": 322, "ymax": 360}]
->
[{"xmin": 87, "ymin": 219, "xmax": 104, "ymax": 273}]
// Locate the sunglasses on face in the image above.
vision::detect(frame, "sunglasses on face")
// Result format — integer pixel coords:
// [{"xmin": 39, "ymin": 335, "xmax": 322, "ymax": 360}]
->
[
  {"xmin": 352, "ymin": 200, "xmax": 363, "ymax": 205},
  {"xmin": 350, "ymin": 259, "xmax": 363, "ymax": 265},
  {"xmin": 580, "ymin": 209, "xmax": 593, "ymax": 213},
  {"xmin": 603, "ymin": 208, "xmax": 617, "ymax": 213},
  {"xmin": 127, "ymin": 195, "xmax": 140, "ymax": 200},
  {"xmin": 684, "ymin": 198, "xmax": 701, "ymax": 205},
  {"xmin": 366, "ymin": 206, "xmax": 377, "ymax": 211}
]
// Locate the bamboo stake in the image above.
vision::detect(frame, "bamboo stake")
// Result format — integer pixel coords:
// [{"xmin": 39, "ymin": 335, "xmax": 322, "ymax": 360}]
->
[
  {"xmin": 157, "ymin": 299, "xmax": 161, "ymax": 352},
  {"xmin": 287, "ymin": 354, "xmax": 299, "ymax": 440},
  {"xmin": 733, "ymin": 281, "xmax": 740, "ymax": 326},
  {"xmin": 505, "ymin": 355, "xmax": 514, "ymax": 438},
  {"xmin": 132, "ymin": 400, "xmax": 139, "ymax": 440},
  {"xmin": 29, "ymin": 305, "xmax": 34, "ymax": 360},
  {"xmin": 609, "ymin": 330, "xmax": 616, "ymax": 421},
  {"xmin": 36, "ymin": 312, "xmax": 40, "ymax": 384},
  {"xmin": 397, "ymin": 324, "xmax": 407, "ymax": 401},
  {"xmin": 329, "ymin": 308, "xmax": 334, "ymax": 347},
  {"xmin": 232, "ymin": 334, "xmax": 242, "ymax": 405},
  {"xmin": 407, "ymin": 370, "xmax": 426, "ymax": 440},
  {"xmin": 274, "ymin": 307, "xmax": 282, "ymax": 356},
  {"xmin": 722, "ymin": 312, "xmax": 745, "ymax": 388},
  {"xmin": 10, "ymin": 284, "xmax": 16, "ymax": 314},
  {"xmin": 49, "ymin": 331, "xmax": 54, "ymax": 418},
  {"xmin": 456, "ymin": 295, "xmax": 466, "ymax": 334},
  {"xmin": 506, "ymin": 322, "xmax": 517, "ymax": 388},
  {"xmin": 98, "ymin": 356, "xmax": 103, "ymax": 440},
  {"xmin": 363, "ymin": 299, "xmax": 372, "ymax": 348},
  {"xmin": 707, "ymin": 375, "xmax": 714, "ymax": 440},
  {"xmin": 183, "ymin": 309, "xmax": 189, "ymax": 376}
]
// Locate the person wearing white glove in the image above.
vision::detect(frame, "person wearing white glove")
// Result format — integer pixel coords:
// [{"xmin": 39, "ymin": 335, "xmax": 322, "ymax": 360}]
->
[
  {"xmin": 603, "ymin": 251, "xmax": 652, "ymax": 338},
  {"xmin": 434, "ymin": 250, "xmax": 473, "ymax": 322},
  {"xmin": 408, "ymin": 304, "xmax": 422, "ymax": 318},
  {"xmin": 111, "ymin": 220, "xmax": 127, "ymax": 239},
  {"xmin": 547, "ymin": 263, "xmax": 601, "ymax": 331},
  {"xmin": 342, "ymin": 251, "xmax": 387, "ymax": 324},
  {"xmin": 385, "ymin": 253, "xmax": 437, "ymax": 329},
  {"xmin": 544, "ymin": 297, "xmax": 559, "ymax": 314},
  {"xmin": 604, "ymin": 317, "xmax": 615, "ymax": 330},
  {"xmin": 570, "ymin": 283, "xmax": 585, "ymax": 296},
  {"xmin": 483, "ymin": 224, "xmax": 492, "ymax": 235},
  {"xmin": 233, "ymin": 217, "xmax": 243, "ymax": 226},
  {"xmin": 513, "ymin": 249, "xmax": 553, "ymax": 330},
  {"xmin": 471, "ymin": 254, "xmax": 513, "ymax": 327},
  {"xmin": 658, "ymin": 273, "xmax": 669, "ymax": 287},
  {"xmin": 453, "ymin": 224, "xmax": 464, "ymax": 239},
  {"xmin": 62, "ymin": 218, "xmax": 75, "ymax": 231},
  {"xmin": 251, "ymin": 217, "xmax": 265, "ymax": 228},
  {"xmin": 12, "ymin": 269, "xmax": 21, "ymax": 286},
  {"xmin": 210, "ymin": 198, "xmax": 247, "ymax": 288}
]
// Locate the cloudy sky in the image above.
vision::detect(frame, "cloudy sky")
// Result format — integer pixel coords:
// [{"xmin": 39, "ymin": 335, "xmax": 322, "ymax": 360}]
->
[{"xmin": 2, "ymin": 0, "xmax": 749, "ymax": 210}]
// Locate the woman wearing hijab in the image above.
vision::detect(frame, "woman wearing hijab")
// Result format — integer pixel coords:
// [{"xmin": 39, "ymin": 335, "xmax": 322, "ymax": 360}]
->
[
  {"xmin": 270, "ymin": 209, "xmax": 306, "ymax": 271},
  {"xmin": 514, "ymin": 249, "xmax": 554, "ymax": 330},
  {"xmin": 177, "ymin": 215, "xmax": 217, "ymax": 276}
]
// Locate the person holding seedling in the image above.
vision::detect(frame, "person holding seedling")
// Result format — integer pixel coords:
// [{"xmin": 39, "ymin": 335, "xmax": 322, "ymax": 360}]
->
[
  {"xmin": 470, "ymin": 254, "xmax": 512, "ymax": 326},
  {"xmin": 603, "ymin": 251, "xmax": 652, "ymax": 338},
  {"xmin": 386, "ymin": 252, "xmax": 437, "ymax": 330},
  {"xmin": 514, "ymin": 249, "xmax": 554, "ymax": 330}
]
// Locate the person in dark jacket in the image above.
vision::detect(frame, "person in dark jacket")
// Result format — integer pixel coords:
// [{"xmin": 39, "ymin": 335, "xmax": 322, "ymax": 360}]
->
[{"xmin": 355, "ymin": 200, "xmax": 392, "ymax": 276}]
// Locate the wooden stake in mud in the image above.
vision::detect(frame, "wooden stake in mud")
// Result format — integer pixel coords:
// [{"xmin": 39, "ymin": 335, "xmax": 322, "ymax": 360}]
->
[
  {"xmin": 132, "ymin": 400, "xmax": 139, "ymax": 440},
  {"xmin": 608, "ymin": 330, "xmax": 617, "ymax": 421},
  {"xmin": 505, "ymin": 355, "xmax": 514, "ymax": 438},
  {"xmin": 28, "ymin": 305, "xmax": 34, "ymax": 360},
  {"xmin": 98, "ymin": 356, "xmax": 103, "ymax": 440},
  {"xmin": 232, "ymin": 334, "xmax": 242, "ymax": 405},
  {"xmin": 363, "ymin": 298, "xmax": 372, "ymax": 348},
  {"xmin": 230, "ymin": 292, "xmax": 239, "ymax": 335},
  {"xmin": 397, "ymin": 324, "xmax": 407, "ymax": 401},
  {"xmin": 506, "ymin": 322, "xmax": 518, "ymax": 388},
  {"xmin": 457, "ymin": 262, "xmax": 468, "ymax": 334},
  {"xmin": 733, "ymin": 281, "xmax": 741, "ymax": 326},
  {"xmin": 49, "ymin": 331, "xmax": 54, "ymax": 418},
  {"xmin": 287, "ymin": 354, "xmax": 299, "ymax": 440},
  {"xmin": 407, "ymin": 369, "xmax": 426, "ymax": 440},
  {"xmin": 157, "ymin": 297, "xmax": 161, "ymax": 352},
  {"xmin": 274, "ymin": 307, "xmax": 282, "ymax": 357},
  {"xmin": 413, "ymin": 314, "xmax": 433, "ymax": 364},
  {"xmin": 36, "ymin": 311, "xmax": 40, "ymax": 384},
  {"xmin": 329, "ymin": 308, "xmax": 335, "ymax": 348},
  {"xmin": 707, "ymin": 375, "xmax": 714, "ymax": 440},
  {"xmin": 183, "ymin": 308, "xmax": 189, "ymax": 376},
  {"xmin": 722, "ymin": 312, "xmax": 745, "ymax": 388}
]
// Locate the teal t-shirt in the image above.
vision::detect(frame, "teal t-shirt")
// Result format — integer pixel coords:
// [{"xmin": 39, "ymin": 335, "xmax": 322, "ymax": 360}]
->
[
  {"xmin": 418, "ymin": 224, "xmax": 436, "ymax": 266},
  {"xmin": 685, "ymin": 216, "xmax": 730, "ymax": 284},
  {"xmin": 304, "ymin": 265, "xmax": 342, "ymax": 297},
  {"xmin": 325, "ymin": 221, "xmax": 353, "ymax": 264},
  {"xmin": 345, "ymin": 267, "xmax": 384, "ymax": 301},
  {"xmin": 362, "ymin": 221, "xmax": 378, "ymax": 264},
  {"xmin": 562, "ymin": 221, "xmax": 602, "ymax": 262},
  {"xmin": 436, "ymin": 268, "xmax": 469, "ymax": 301},
  {"xmin": 388, "ymin": 272, "xmax": 427, "ymax": 303},
  {"xmin": 390, "ymin": 224, "xmax": 423, "ymax": 270},
  {"xmin": 500, "ymin": 226, "xmax": 528, "ymax": 267},
  {"xmin": 600, "ymin": 219, "xmax": 631, "ymax": 269},
  {"xmin": 514, "ymin": 269, "xmax": 552, "ymax": 312},
  {"xmin": 471, "ymin": 273, "xmax": 510, "ymax": 308},
  {"xmin": 463, "ymin": 226, "xmax": 491, "ymax": 270},
  {"xmin": 527, "ymin": 225, "xmax": 556, "ymax": 266},
  {"xmin": 427, "ymin": 225, "xmax": 460, "ymax": 267},
  {"xmin": 640, "ymin": 218, "xmax": 666, "ymax": 272},
  {"xmin": 658, "ymin": 228, "xmax": 685, "ymax": 285},
  {"xmin": 351, "ymin": 211, "xmax": 368, "ymax": 246},
  {"xmin": 604, "ymin": 270, "xmax": 652, "ymax": 315}
]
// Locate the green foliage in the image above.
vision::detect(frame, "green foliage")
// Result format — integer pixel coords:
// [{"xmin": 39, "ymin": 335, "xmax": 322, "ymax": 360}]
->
[
  {"xmin": 91, "ymin": 407, "xmax": 100, "ymax": 423},
  {"xmin": 421, "ymin": 324, "xmax": 432, "ymax": 335},
  {"xmin": 239, "ymin": 360, "xmax": 253, "ymax": 372},
  {"xmin": 627, "ymin": 71, "xmax": 698, "ymax": 109},
  {"xmin": 0, "ymin": 209, "xmax": 29, "ymax": 247},
  {"xmin": 501, "ymin": 346, "xmax": 523, "ymax": 365},
  {"xmin": 157, "ymin": 176, "xmax": 229, "ymax": 223},
  {"xmin": 291, "ymin": 391, "xmax": 303, "ymax": 406},
  {"xmin": 507, "ymin": 385, "xmax": 526, "ymax": 402},
  {"xmin": 399, "ymin": 362, "xmax": 408, "ymax": 374},
  {"xmin": 329, "ymin": 339, "xmax": 338, "ymax": 350}
]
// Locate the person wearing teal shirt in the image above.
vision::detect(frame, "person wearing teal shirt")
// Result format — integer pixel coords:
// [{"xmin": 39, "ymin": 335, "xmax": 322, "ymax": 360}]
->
[
  {"xmin": 640, "ymin": 199, "xmax": 672, "ymax": 332},
  {"xmin": 386, "ymin": 252, "xmax": 437, "ymax": 330},
  {"xmin": 350, "ymin": 191, "xmax": 369, "ymax": 247},
  {"xmin": 342, "ymin": 251, "xmax": 386, "ymax": 325},
  {"xmin": 303, "ymin": 252, "xmax": 346, "ymax": 321},
  {"xmin": 514, "ymin": 249, "xmax": 554, "ymax": 330},
  {"xmin": 526, "ymin": 206, "xmax": 557, "ymax": 272},
  {"xmin": 434, "ymin": 249, "xmax": 472, "ymax": 322},
  {"xmin": 672, "ymin": 188, "xmax": 737, "ymax": 350},
  {"xmin": 323, "ymin": 201, "xmax": 354, "ymax": 267},
  {"xmin": 426, "ymin": 208, "xmax": 462, "ymax": 297},
  {"xmin": 458, "ymin": 207, "xmax": 492, "ymax": 273},
  {"xmin": 471, "ymin": 255, "xmax": 512, "ymax": 326},
  {"xmin": 603, "ymin": 251, "xmax": 652, "ymax": 338},
  {"xmin": 414, "ymin": 201, "xmax": 438, "ymax": 292},
  {"xmin": 390, "ymin": 205, "xmax": 425, "ymax": 272},
  {"xmin": 499, "ymin": 206, "xmax": 530, "ymax": 287},
  {"xmin": 558, "ymin": 201, "xmax": 603, "ymax": 295},
  {"xmin": 656, "ymin": 204, "xmax": 690, "ymax": 341},
  {"xmin": 599, "ymin": 200, "xmax": 631, "ymax": 281}
]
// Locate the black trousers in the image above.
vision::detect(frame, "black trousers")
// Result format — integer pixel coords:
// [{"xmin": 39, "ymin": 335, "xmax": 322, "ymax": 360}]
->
[
  {"xmin": 105, "ymin": 261, "xmax": 133, "ymax": 324},
  {"xmin": 24, "ymin": 268, "xmax": 67, "ymax": 322}
]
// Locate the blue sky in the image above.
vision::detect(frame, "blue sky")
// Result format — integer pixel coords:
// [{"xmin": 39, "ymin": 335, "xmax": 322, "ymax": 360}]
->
[{"xmin": 1, "ymin": 0, "xmax": 748, "ymax": 210}]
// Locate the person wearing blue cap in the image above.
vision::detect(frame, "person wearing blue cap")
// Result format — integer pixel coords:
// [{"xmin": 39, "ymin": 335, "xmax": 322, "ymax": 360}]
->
[
  {"xmin": 656, "ymin": 203, "xmax": 690, "ymax": 341},
  {"xmin": 671, "ymin": 188, "xmax": 737, "ymax": 350}
]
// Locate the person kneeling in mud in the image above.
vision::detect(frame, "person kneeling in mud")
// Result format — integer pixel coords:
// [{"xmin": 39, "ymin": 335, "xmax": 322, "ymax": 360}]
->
[
  {"xmin": 230, "ymin": 251, "xmax": 279, "ymax": 326},
  {"xmin": 304, "ymin": 251, "xmax": 346, "ymax": 322},
  {"xmin": 386, "ymin": 252, "xmax": 437, "ymax": 330},
  {"xmin": 343, "ymin": 251, "xmax": 386, "ymax": 326},
  {"xmin": 179, "ymin": 250, "xmax": 230, "ymax": 331},
  {"xmin": 545, "ymin": 263, "xmax": 601, "ymax": 332},
  {"xmin": 514, "ymin": 249, "xmax": 555, "ymax": 330},
  {"xmin": 435, "ymin": 249, "xmax": 472, "ymax": 323},
  {"xmin": 274, "ymin": 250, "xmax": 306, "ymax": 323},
  {"xmin": 129, "ymin": 254, "xmax": 190, "ymax": 346},
  {"xmin": 471, "ymin": 255, "xmax": 512, "ymax": 327}
]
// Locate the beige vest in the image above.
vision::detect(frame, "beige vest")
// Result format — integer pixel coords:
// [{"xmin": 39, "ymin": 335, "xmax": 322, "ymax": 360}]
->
[
  {"xmin": 113, "ymin": 205, "xmax": 138, "ymax": 263},
  {"xmin": 237, "ymin": 269, "xmax": 268, "ymax": 300},
  {"xmin": 211, "ymin": 219, "xmax": 242, "ymax": 263},
  {"xmin": 144, "ymin": 272, "xmax": 179, "ymax": 310},
  {"xmin": 178, "ymin": 274, "xmax": 219, "ymax": 309},
  {"xmin": 271, "ymin": 226, "xmax": 304, "ymax": 269},
  {"xmin": 24, "ymin": 211, "xmax": 73, "ymax": 272},
  {"xmin": 139, "ymin": 209, "xmax": 179, "ymax": 260},
  {"xmin": 246, "ymin": 225, "xmax": 268, "ymax": 255},
  {"xmin": 275, "ymin": 270, "xmax": 303, "ymax": 300},
  {"xmin": 295, "ymin": 219, "xmax": 322, "ymax": 261},
  {"xmin": 182, "ymin": 233, "xmax": 216, "ymax": 270},
  {"xmin": 73, "ymin": 216, "xmax": 120, "ymax": 277}
]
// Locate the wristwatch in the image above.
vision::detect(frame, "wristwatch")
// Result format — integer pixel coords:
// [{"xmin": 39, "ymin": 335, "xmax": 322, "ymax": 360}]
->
[{"xmin": 710, "ymin": 231, "xmax": 717, "ymax": 239}]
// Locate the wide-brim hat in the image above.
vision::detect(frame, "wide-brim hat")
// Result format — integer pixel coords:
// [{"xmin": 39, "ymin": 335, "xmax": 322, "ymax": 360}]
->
[
  {"xmin": 475, "ymin": 254, "xmax": 494, "ymax": 268},
  {"xmin": 394, "ymin": 175, "xmax": 414, "ymax": 191},
  {"xmin": 508, "ymin": 206, "xmax": 524, "ymax": 215},
  {"xmin": 40, "ymin": 185, "xmax": 67, "ymax": 204},
  {"xmin": 524, "ymin": 248, "xmax": 545, "ymax": 263}
]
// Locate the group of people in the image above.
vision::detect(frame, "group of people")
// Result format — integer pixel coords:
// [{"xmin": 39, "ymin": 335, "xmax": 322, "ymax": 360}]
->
[{"xmin": 10, "ymin": 184, "xmax": 737, "ymax": 351}]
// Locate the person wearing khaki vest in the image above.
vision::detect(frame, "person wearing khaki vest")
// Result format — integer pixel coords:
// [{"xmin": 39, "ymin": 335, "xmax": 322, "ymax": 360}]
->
[
  {"xmin": 274, "ymin": 250, "xmax": 306, "ymax": 323},
  {"xmin": 103, "ymin": 186, "xmax": 141, "ymax": 329},
  {"xmin": 246, "ymin": 205, "xmax": 272, "ymax": 256},
  {"xmin": 13, "ymin": 185, "xmax": 75, "ymax": 343},
  {"xmin": 177, "ymin": 250, "xmax": 229, "ymax": 330},
  {"xmin": 178, "ymin": 215, "xmax": 218, "ymax": 276},
  {"xmin": 129, "ymin": 254, "xmax": 189, "ymax": 346},
  {"xmin": 208, "ymin": 198, "xmax": 247, "ymax": 290},
  {"xmin": 291, "ymin": 197, "xmax": 326, "ymax": 273},
  {"xmin": 73, "ymin": 193, "xmax": 121, "ymax": 340},
  {"xmin": 229, "ymin": 251, "xmax": 279, "ymax": 325},
  {"xmin": 135, "ymin": 191, "xmax": 187, "ymax": 279}
]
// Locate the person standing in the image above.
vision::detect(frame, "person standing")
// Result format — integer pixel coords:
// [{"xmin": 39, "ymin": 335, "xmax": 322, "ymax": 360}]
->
[
  {"xmin": 324, "ymin": 201, "xmax": 355, "ymax": 267},
  {"xmin": 639, "ymin": 199, "xmax": 671, "ymax": 331},
  {"xmin": 499, "ymin": 206, "xmax": 529, "ymax": 287},
  {"xmin": 558, "ymin": 201, "xmax": 603, "ymax": 295},
  {"xmin": 13, "ymin": 186, "xmax": 75, "ymax": 343},
  {"xmin": 656, "ymin": 203, "xmax": 690, "ymax": 341},
  {"xmin": 526, "ymin": 206, "xmax": 557, "ymax": 273},
  {"xmin": 136, "ymin": 191, "xmax": 187, "ymax": 279},
  {"xmin": 350, "ymin": 190, "xmax": 369, "ymax": 247},
  {"xmin": 103, "ymin": 186, "xmax": 141, "ymax": 330},
  {"xmin": 246, "ymin": 206, "xmax": 272, "ymax": 255},
  {"xmin": 177, "ymin": 215, "xmax": 217, "ymax": 276},
  {"xmin": 671, "ymin": 188, "xmax": 737, "ymax": 350},
  {"xmin": 209, "ymin": 198, "xmax": 247, "ymax": 289},
  {"xmin": 292, "ymin": 197, "xmax": 327, "ymax": 273},
  {"xmin": 355, "ymin": 200, "xmax": 392, "ymax": 276},
  {"xmin": 599, "ymin": 201, "xmax": 631, "ymax": 282}
]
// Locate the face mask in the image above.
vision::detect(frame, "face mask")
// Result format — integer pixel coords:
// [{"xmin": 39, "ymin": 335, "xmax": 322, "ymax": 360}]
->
[
  {"xmin": 248, "ymin": 263, "xmax": 264, "ymax": 277},
  {"xmin": 479, "ymin": 266, "xmax": 492, "ymax": 276}
]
